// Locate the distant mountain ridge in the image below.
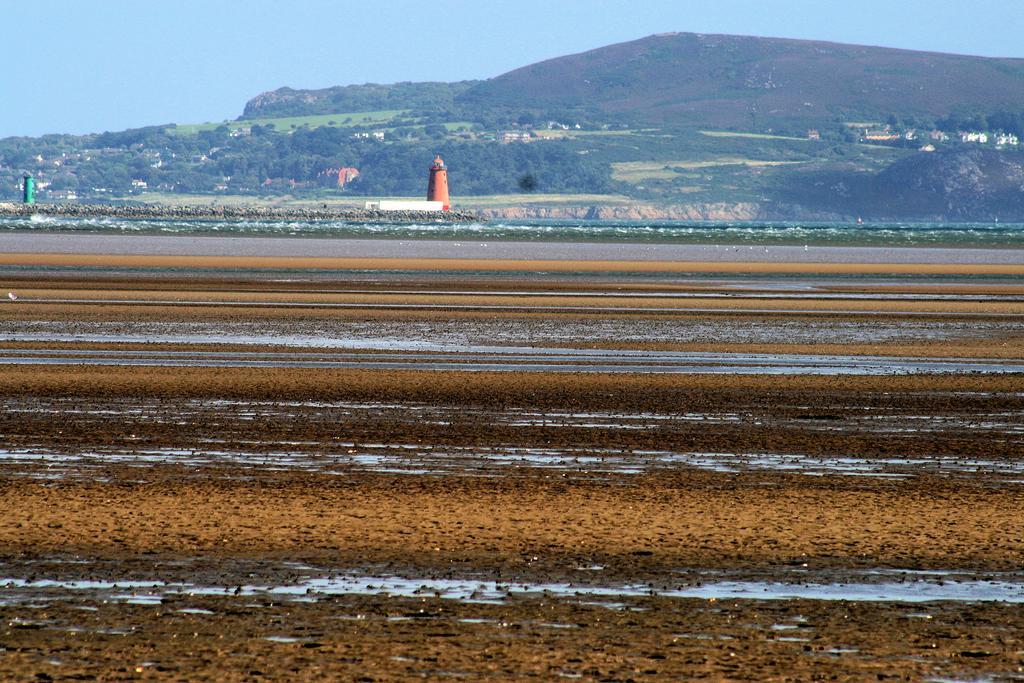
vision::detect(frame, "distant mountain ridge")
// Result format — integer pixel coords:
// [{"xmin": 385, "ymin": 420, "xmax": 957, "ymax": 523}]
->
[
  {"xmin": 245, "ymin": 32, "xmax": 1024, "ymax": 130},
  {"xmin": 242, "ymin": 81, "xmax": 479, "ymax": 119},
  {"xmin": 460, "ymin": 32, "xmax": 1024, "ymax": 129}
]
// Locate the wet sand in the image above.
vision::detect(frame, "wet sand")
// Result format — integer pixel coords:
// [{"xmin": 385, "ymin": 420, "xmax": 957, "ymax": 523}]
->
[
  {"xmin": 5, "ymin": 250, "xmax": 1024, "ymax": 274},
  {"xmin": 1, "ymin": 246, "xmax": 1023, "ymax": 679},
  {"xmin": 5, "ymin": 231, "xmax": 1024, "ymax": 265},
  {"xmin": 5, "ymin": 590, "xmax": 1024, "ymax": 681}
]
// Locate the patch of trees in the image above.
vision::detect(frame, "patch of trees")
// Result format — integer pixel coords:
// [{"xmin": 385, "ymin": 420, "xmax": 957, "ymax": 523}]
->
[
  {"xmin": 348, "ymin": 140, "xmax": 614, "ymax": 196},
  {"xmin": 936, "ymin": 110, "xmax": 1024, "ymax": 136}
]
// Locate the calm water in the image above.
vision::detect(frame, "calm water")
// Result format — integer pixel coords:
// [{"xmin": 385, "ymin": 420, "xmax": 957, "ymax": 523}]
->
[{"xmin": 5, "ymin": 214, "xmax": 1024, "ymax": 248}]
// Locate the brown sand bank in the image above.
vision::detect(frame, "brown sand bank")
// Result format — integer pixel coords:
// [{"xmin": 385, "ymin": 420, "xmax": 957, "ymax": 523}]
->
[
  {"xmin": 6, "ymin": 272, "xmax": 1024, "ymax": 295},
  {"xmin": 8, "ymin": 285, "xmax": 1024, "ymax": 315},
  {"xmin": 3, "ymin": 471, "xmax": 1023, "ymax": 572},
  {"xmin": 3, "ymin": 363, "xmax": 1024, "ymax": 404}
]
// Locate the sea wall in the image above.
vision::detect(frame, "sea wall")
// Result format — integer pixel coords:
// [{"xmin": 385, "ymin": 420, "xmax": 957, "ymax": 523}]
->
[{"xmin": 0, "ymin": 203, "xmax": 480, "ymax": 223}]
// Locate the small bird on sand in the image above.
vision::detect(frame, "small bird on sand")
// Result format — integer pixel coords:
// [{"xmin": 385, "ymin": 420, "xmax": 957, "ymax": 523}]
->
[{"xmin": 7, "ymin": 292, "xmax": 16, "ymax": 301}]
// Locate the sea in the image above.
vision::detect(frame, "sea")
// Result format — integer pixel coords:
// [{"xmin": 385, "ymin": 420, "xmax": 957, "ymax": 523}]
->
[{"xmin": 4, "ymin": 214, "xmax": 1024, "ymax": 249}]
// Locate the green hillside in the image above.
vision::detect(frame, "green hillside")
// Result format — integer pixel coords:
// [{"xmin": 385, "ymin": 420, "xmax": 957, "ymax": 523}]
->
[{"xmin": 169, "ymin": 110, "xmax": 408, "ymax": 136}]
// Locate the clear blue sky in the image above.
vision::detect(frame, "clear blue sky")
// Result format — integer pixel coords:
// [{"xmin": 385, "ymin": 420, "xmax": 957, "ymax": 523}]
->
[{"xmin": 3, "ymin": 0, "xmax": 1022, "ymax": 138}]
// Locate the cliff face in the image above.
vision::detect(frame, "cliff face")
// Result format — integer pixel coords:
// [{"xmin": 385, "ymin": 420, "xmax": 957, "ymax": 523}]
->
[
  {"xmin": 874, "ymin": 148, "xmax": 1024, "ymax": 220},
  {"xmin": 479, "ymin": 202, "xmax": 857, "ymax": 222},
  {"xmin": 779, "ymin": 149, "xmax": 1024, "ymax": 221},
  {"xmin": 243, "ymin": 88, "xmax": 321, "ymax": 116},
  {"xmin": 478, "ymin": 202, "xmax": 766, "ymax": 221}
]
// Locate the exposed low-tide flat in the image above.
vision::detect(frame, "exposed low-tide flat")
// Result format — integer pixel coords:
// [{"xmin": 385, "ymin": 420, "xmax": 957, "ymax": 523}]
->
[{"xmin": 1, "ymin": 231, "xmax": 1022, "ymax": 680}]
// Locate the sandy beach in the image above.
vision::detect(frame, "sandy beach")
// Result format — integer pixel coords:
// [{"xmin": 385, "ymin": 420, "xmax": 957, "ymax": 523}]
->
[{"xmin": 1, "ymin": 235, "xmax": 1023, "ymax": 679}]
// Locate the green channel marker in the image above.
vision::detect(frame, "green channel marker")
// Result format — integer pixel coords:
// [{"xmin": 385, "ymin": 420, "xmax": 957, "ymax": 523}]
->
[{"xmin": 22, "ymin": 175, "xmax": 35, "ymax": 204}]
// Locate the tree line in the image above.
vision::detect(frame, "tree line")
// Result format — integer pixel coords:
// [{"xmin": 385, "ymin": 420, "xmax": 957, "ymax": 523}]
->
[{"xmin": 0, "ymin": 123, "xmax": 615, "ymax": 199}]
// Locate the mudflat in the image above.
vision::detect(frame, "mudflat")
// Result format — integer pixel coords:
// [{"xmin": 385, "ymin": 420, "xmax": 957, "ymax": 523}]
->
[{"xmin": 1, "ymin": 251, "xmax": 1023, "ymax": 680}]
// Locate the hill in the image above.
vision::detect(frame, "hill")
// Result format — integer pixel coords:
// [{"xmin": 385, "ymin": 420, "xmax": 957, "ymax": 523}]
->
[{"xmin": 456, "ymin": 32, "xmax": 1024, "ymax": 131}]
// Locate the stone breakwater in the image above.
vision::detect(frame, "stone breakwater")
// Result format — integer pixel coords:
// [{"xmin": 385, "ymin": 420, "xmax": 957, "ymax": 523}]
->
[{"xmin": 0, "ymin": 202, "xmax": 480, "ymax": 223}]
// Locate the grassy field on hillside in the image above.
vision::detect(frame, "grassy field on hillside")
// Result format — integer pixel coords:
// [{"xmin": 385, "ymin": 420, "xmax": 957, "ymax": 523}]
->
[
  {"xmin": 533, "ymin": 129, "xmax": 648, "ymax": 139},
  {"xmin": 168, "ymin": 110, "xmax": 408, "ymax": 135},
  {"xmin": 700, "ymin": 130, "xmax": 810, "ymax": 142},
  {"xmin": 612, "ymin": 159, "xmax": 806, "ymax": 182},
  {"xmin": 457, "ymin": 193, "xmax": 632, "ymax": 207}
]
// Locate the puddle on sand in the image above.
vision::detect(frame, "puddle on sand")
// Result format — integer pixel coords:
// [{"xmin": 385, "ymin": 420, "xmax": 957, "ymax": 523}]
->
[
  {"xmin": 3, "ymin": 317, "xmax": 1011, "ymax": 349},
  {"xmin": 4, "ymin": 444, "xmax": 1024, "ymax": 481},
  {"xmin": 6, "ymin": 396, "xmax": 1021, "ymax": 438},
  {"xmin": 4, "ymin": 347, "xmax": 1024, "ymax": 375},
  {"xmin": 2, "ymin": 569, "xmax": 1024, "ymax": 607},
  {"xmin": 4, "ymin": 397, "xmax": 1019, "ymax": 446}
]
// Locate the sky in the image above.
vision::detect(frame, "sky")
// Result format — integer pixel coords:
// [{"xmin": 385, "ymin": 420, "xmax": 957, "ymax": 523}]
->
[{"xmin": 2, "ymin": 0, "xmax": 1023, "ymax": 138}]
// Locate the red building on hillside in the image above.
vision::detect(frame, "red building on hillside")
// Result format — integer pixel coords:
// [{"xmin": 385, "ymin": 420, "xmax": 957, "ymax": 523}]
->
[{"xmin": 317, "ymin": 167, "xmax": 360, "ymax": 188}]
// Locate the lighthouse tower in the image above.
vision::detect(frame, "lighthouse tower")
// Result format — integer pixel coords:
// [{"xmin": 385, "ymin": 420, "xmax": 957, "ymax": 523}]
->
[{"xmin": 426, "ymin": 155, "xmax": 450, "ymax": 211}]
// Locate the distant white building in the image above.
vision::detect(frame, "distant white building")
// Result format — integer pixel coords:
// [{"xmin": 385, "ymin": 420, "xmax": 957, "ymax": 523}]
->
[
  {"xmin": 996, "ymin": 133, "xmax": 1019, "ymax": 147},
  {"xmin": 961, "ymin": 132, "xmax": 989, "ymax": 144},
  {"xmin": 500, "ymin": 130, "xmax": 532, "ymax": 143},
  {"xmin": 863, "ymin": 129, "xmax": 900, "ymax": 142}
]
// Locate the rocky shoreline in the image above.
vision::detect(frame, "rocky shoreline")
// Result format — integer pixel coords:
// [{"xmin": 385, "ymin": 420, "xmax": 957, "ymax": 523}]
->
[
  {"xmin": 0, "ymin": 202, "xmax": 480, "ymax": 223},
  {"xmin": 476, "ymin": 201, "xmax": 848, "ymax": 222}
]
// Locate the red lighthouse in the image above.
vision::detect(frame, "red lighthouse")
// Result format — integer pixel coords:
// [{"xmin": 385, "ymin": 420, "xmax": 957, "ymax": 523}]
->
[{"xmin": 427, "ymin": 155, "xmax": 450, "ymax": 211}]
